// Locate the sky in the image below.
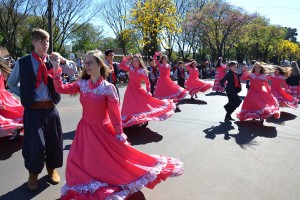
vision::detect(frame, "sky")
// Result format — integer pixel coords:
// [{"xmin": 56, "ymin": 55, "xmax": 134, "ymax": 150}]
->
[
  {"xmin": 226, "ymin": 0, "xmax": 300, "ymax": 41},
  {"xmin": 95, "ymin": 0, "xmax": 300, "ymax": 42}
]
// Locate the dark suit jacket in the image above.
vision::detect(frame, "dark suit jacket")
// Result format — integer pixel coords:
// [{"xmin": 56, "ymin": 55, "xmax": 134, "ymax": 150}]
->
[{"xmin": 220, "ymin": 69, "xmax": 242, "ymax": 95}]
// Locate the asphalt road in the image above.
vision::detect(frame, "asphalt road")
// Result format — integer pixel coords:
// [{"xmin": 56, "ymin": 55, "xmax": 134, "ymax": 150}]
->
[{"xmin": 0, "ymin": 81, "xmax": 299, "ymax": 200}]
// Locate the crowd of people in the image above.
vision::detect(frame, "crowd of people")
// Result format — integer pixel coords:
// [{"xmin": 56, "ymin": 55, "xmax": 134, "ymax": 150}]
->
[{"xmin": 0, "ymin": 28, "xmax": 299, "ymax": 200}]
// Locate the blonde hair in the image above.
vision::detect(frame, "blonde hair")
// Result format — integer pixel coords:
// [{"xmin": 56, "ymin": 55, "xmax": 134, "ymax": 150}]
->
[
  {"xmin": 81, "ymin": 50, "xmax": 109, "ymax": 80},
  {"xmin": 290, "ymin": 61, "xmax": 300, "ymax": 76},
  {"xmin": 132, "ymin": 54, "xmax": 148, "ymax": 73},
  {"xmin": 251, "ymin": 62, "xmax": 267, "ymax": 74},
  {"xmin": 275, "ymin": 66, "xmax": 292, "ymax": 78}
]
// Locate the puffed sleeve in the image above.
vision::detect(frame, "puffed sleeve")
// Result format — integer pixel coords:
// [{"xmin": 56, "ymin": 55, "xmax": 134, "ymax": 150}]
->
[
  {"xmin": 106, "ymin": 84, "xmax": 123, "ymax": 134},
  {"xmin": 240, "ymin": 70, "xmax": 250, "ymax": 80},
  {"xmin": 119, "ymin": 59, "xmax": 131, "ymax": 72},
  {"xmin": 53, "ymin": 68, "xmax": 80, "ymax": 94}
]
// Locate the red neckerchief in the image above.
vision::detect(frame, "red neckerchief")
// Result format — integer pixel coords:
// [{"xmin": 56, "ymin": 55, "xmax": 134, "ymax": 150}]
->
[{"xmin": 32, "ymin": 51, "xmax": 48, "ymax": 88}]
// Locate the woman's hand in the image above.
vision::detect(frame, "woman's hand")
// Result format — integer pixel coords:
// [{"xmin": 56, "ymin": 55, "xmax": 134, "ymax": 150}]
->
[{"xmin": 49, "ymin": 52, "xmax": 61, "ymax": 72}]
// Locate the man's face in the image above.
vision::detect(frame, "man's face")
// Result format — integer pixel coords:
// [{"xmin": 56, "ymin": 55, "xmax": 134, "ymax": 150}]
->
[
  {"xmin": 230, "ymin": 65, "xmax": 237, "ymax": 72},
  {"xmin": 32, "ymin": 38, "xmax": 49, "ymax": 55},
  {"xmin": 107, "ymin": 52, "xmax": 114, "ymax": 62}
]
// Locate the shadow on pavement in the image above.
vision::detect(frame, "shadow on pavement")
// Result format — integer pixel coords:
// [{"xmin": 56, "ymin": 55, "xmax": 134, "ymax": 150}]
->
[
  {"xmin": 0, "ymin": 175, "xmax": 51, "ymax": 200},
  {"xmin": 127, "ymin": 191, "xmax": 146, "ymax": 200},
  {"xmin": 178, "ymin": 98, "xmax": 207, "ymax": 105},
  {"xmin": 266, "ymin": 111, "xmax": 297, "ymax": 125},
  {"xmin": 0, "ymin": 136, "xmax": 23, "ymax": 160},
  {"xmin": 62, "ymin": 130, "xmax": 75, "ymax": 151},
  {"xmin": 205, "ymin": 92, "xmax": 227, "ymax": 96},
  {"xmin": 203, "ymin": 120, "xmax": 235, "ymax": 140},
  {"xmin": 124, "ymin": 127, "xmax": 163, "ymax": 145},
  {"xmin": 230, "ymin": 121, "xmax": 277, "ymax": 149}
]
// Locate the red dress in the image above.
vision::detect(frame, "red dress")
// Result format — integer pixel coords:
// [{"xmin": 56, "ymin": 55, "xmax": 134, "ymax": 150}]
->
[
  {"xmin": 270, "ymin": 74, "xmax": 298, "ymax": 109},
  {"xmin": 237, "ymin": 73, "xmax": 280, "ymax": 120},
  {"xmin": 212, "ymin": 65, "xmax": 227, "ymax": 92},
  {"xmin": 185, "ymin": 65, "xmax": 213, "ymax": 95},
  {"xmin": 53, "ymin": 76, "xmax": 183, "ymax": 200},
  {"xmin": 119, "ymin": 62, "xmax": 175, "ymax": 128},
  {"xmin": 153, "ymin": 57, "xmax": 187, "ymax": 103},
  {"xmin": 0, "ymin": 73, "xmax": 23, "ymax": 123}
]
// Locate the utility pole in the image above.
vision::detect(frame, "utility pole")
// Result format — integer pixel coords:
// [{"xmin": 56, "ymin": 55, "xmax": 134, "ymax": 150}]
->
[{"xmin": 47, "ymin": 0, "xmax": 53, "ymax": 54}]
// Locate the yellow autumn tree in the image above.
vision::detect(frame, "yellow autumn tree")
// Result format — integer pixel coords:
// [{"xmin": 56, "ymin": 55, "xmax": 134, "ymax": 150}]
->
[
  {"xmin": 274, "ymin": 39, "xmax": 300, "ymax": 62},
  {"xmin": 129, "ymin": 0, "xmax": 180, "ymax": 57}
]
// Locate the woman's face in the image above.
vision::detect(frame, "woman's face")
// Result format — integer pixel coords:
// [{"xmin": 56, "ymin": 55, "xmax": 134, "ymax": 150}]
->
[
  {"xmin": 84, "ymin": 54, "xmax": 100, "ymax": 76},
  {"xmin": 132, "ymin": 57, "xmax": 140, "ymax": 68},
  {"xmin": 254, "ymin": 64, "xmax": 261, "ymax": 74},
  {"xmin": 274, "ymin": 68, "xmax": 279, "ymax": 75}
]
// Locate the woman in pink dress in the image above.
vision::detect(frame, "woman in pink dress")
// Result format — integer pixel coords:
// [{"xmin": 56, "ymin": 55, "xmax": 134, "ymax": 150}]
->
[
  {"xmin": 51, "ymin": 50, "xmax": 183, "ymax": 200},
  {"xmin": 153, "ymin": 52, "xmax": 187, "ymax": 111},
  {"xmin": 212, "ymin": 57, "xmax": 227, "ymax": 93},
  {"xmin": 237, "ymin": 62, "xmax": 280, "ymax": 123},
  {"xmin": 119, "ymin": 54, "xmax": 175, "ymax": 128},
  {"xmin": 0, "ymin": 57, "xmax": 23, "ymax": 138},
  {"xmin": 270, "ymin": 66, "xmax": 298, "ymax": 109},
  {"xmin": 185, "ymin": 61, "xmax": 213, "ymax": 99}
]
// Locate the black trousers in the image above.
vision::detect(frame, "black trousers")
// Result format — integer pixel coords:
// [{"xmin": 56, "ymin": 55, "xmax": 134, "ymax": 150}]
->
[
  {"xmin": 224, "ymin": 92, "xmax": 242, "ymax": 114},
  {"xmin": 177, "ymin": 78, "xmax": 185, "ymax": 88},
  {"xmin": 150, "ymin": 79, "xmax": 157, "ymax": 95},
  {"xmin": 22, "ymin": 107, "xmax": 63, "ymax": 174}
]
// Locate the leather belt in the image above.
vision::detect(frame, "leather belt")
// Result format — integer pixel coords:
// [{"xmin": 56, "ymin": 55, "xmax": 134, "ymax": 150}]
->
[{"xmin": 31, "ymin": 101, "xmax": 55, "ymax": 109}]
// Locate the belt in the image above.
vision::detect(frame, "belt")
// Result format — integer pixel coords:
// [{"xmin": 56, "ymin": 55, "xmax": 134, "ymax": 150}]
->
[{"xmin": 31, "ymin": 101, "xmax": 55, "ymax": 110}]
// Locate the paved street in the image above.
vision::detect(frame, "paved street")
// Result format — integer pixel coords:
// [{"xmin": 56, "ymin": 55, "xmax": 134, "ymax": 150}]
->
[{"xmin": 0, "ymin": 81, "xmax": 300, "ymax": 200}]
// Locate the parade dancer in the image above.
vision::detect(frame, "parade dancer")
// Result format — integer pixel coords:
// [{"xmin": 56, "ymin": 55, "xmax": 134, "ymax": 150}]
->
[
  {"xmin": 212, "ymin": 57, "xmax": 227, "ymax": 93},
  {"xmin": 0, "ymin": 57, "xmax": 24, "ymax": 139},
  {"xmin": 120, "ymin": 54, "xmax": 175, "ymax": 128},
  {"xmin": 7, "ymin": 28, "xmax": 72, "ymax": 190},
  {"xmin": 153, "ymin": 52, "xmax": 188, "ymax": 112},
  {"xmin": 149, "ymin": 57, "xmax": 159, "ymax": 95},
  {"xmin": 270, "ymin": 66, "xmax": 298, "ymax": 109},
  {"xmin": 185, "ymin": 61, "xmax": 213, "ymax": 99},
  {"xmin": 237, "ymin": 62, "xmax": 280, "ymax": 123},
  {"xmin": 285, "ymin": 61, "xmax": 300, "ymax": 101},
  {"xmin": 52, "ymin": 50, "xmax": 183, "ymax": 200},
  {"xmin": 220, "ymin": 61, "xmax": 242, "ymax": 121}
]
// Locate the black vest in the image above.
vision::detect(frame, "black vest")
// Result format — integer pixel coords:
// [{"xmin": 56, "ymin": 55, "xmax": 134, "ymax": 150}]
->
[{"xmin": 18, "ymin": 55, "xmax": 61, "ymax": 109}]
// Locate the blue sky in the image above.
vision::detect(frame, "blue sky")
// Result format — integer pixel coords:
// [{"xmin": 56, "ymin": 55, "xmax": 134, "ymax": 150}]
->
[
  {"xmin": 227, "ymin": 0, "xmax": 300, "ymax": 41},
  {"xmin": 95, "ymin": 0, "xmax": 300, "ymax": 42}
]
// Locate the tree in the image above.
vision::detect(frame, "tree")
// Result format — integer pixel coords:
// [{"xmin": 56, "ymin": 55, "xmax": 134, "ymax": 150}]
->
[
  {"xmin": 285, "ymin": 27, "xmax": 298, "ymax": 43},
  {"xmin": 0, "ymin": 0, "xmax": 38, "ymax": 58},
  {"xmin": 99, "ymin": 0, "xmax": 132, "ymax": 54},
  {"xmin": 69, "ymin": 23, "xmax": 104, "ymax": 56},
  {"xmin": 129, "ymin": 0, "xmax": 180, "ymax": 57},
  {"xmin": 185, "ymin": 0, "xmax": 254, "ymax": 61},
  {"xmin": 273, "ymin": 39, "xmax": 299, "ymax": 63}
]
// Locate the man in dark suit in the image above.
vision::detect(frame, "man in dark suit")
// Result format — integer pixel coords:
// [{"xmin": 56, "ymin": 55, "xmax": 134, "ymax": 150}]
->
[{"xmin": 220, "ymin": 61, "xmax": 242, "ymax": 121}]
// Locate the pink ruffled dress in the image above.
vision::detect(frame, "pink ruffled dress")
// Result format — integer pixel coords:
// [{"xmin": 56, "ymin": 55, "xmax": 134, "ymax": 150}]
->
[
  {"xmin": 153, "ymin": 57, "xmax": 187, "ymax": 103},
  {"xmin": 119, "ymin": 62, "xmax": 175, "ymax": 128},
  {"xmin": 53, "ymin": 75, "xmax": 183, "ymax": 200},
  {"xmin": 0, "ymin": 73, "xmax": 23, "ymax": 123},
  {"xmin": 212, "ymin": 65, "xmax": 227, "ymax": 92},
  {"xmin": 270, "ymin": 74, "xmax": 298, "ymax": 109},
  {"xmin": 237, "ymin": 72, "xmax": 280, "ymax": 120},
  {"xmin": 185, "ymin": 65, "xmax": 213, "ymax": 95}
]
